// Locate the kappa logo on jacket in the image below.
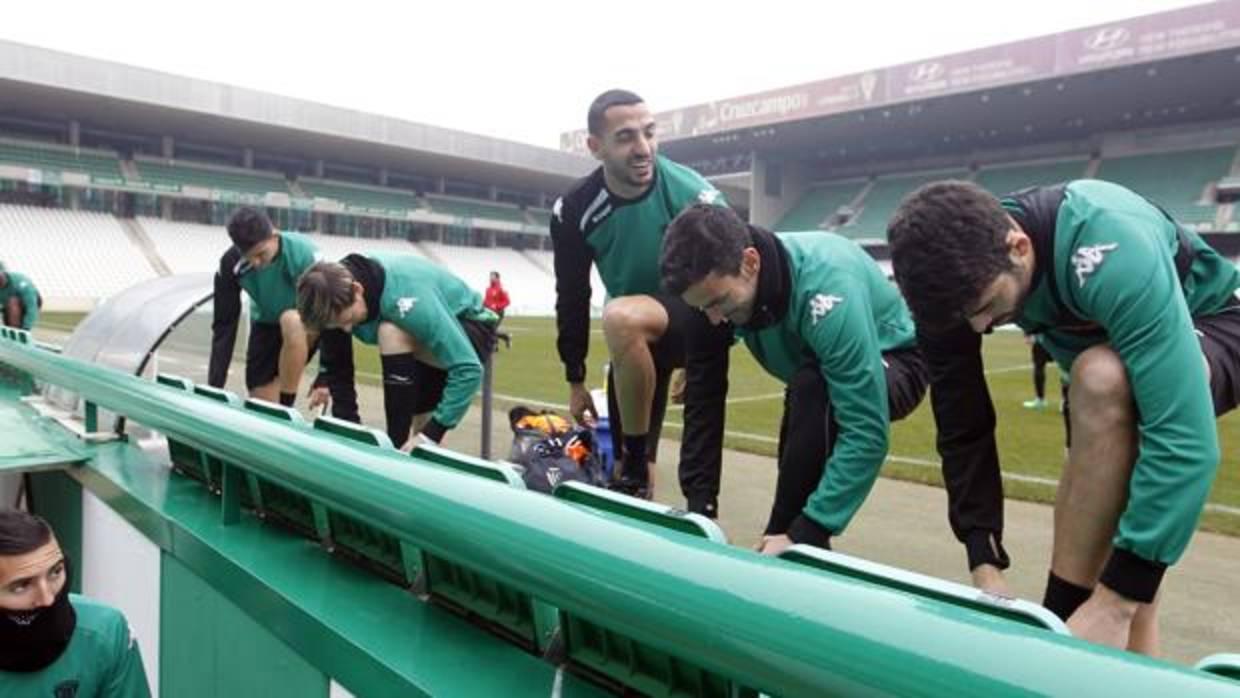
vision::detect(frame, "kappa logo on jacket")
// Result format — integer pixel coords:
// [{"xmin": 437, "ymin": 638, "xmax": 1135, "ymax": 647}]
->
[
  {"xmin": 396, "ymin": 297, "xmax": 418, "ymax": 317},
  {"xmin": 809, "ymin": 294, "xmax": 843, "ymax": 325},
  {"xmin": 1071, "ymin": 243, "xmax": 1119, "ymax": 287},
  {"xmin": 697, "ymin": 188, "xmax": 721, "ymax": 205}
]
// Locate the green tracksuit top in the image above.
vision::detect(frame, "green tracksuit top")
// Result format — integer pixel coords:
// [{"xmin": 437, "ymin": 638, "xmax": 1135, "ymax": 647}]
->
[
  {"xmin": 1008, "ymin": 179, "xmax": 1240, "ymax": 567},
  {"xmin": 0, "ymin": 271, "xmax": 40, "ymax": 330},
  {"xmin": 237, "ymin": 231, "xmax": 321, "ymax": 323},
  {"xmin": 551, "ymin": 154, "xmax": 726, "ymax": 382},
  {"xmin": 738, "ymin": 232, "xmax": 917, "ymax": 534},
  {"xmin": 350, "ymin": 254, "xmax": 495, "ymax": 429},
  {"xmin": 0, "ymin": 595, "xmax": 151, "ymax": 698}
]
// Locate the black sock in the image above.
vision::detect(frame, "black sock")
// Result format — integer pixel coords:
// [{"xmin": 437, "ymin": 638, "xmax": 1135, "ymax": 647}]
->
[
  {"xmin": 381, "ymin": 353, "xmax": 418, "ymax": 446},
  {"xmin": 278, "ymin": 391, "xmax": 296, "ymax": 407},
  {"xmin": 1042, "ymin": 571, "xmax": 1093, "ymax": 620},
  {"xmin": 622, "ymin": 434, "xmax": 649, "ymax": 482}
]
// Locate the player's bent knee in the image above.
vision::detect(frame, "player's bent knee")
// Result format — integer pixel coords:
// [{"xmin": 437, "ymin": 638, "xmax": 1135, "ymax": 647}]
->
[
  {"xmin": 1071, "ymin": 346, "xmax": 1131, "ymax": 405},
  {"xmin": 602, "ymin": 296, "xmax": 667, "ymax": 344},
  {"xmin": 278, "ymin": 309, "xmax": 305, "ymax": 336}
]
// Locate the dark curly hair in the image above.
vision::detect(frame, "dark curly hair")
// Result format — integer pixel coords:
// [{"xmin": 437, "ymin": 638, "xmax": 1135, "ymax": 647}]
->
[
  {"xmin": 887, "ymin": 180, "xmax": 1015, "ymax": 332},
  {"xmin": 660, "ymin": 204, "xmax": 750, "ymax": 296}
]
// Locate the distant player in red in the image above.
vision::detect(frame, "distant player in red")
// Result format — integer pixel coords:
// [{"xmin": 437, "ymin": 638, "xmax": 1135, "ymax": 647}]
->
[{"xmin": 484, "ymin": 271, "xmax": 510, "ymax": 323}]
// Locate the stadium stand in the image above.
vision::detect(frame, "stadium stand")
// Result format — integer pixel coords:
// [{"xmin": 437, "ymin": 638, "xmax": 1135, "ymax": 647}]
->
[
  {"xmin": 136, "ymin": 217, "xmax": 229, "ymax": 275},
  {"xmin": 132, "ymin": 157, "xmax": 291, "ymax": 197},
  {"xmin": 0, "ymin": 138, "xmax": 125, "ymax": 184},
  {"xmin": 974, "ymin": 158, "xmax": 1091, "ymax": 197},
  {"xmin": 302, "ymin": 230, "xmax": 426, "ymax": 261},
  {"xmin": 524, "ymin": 248, "xmax": 607, "ymax": 312},
  {"xmin": 1094, "ymin": 146, "xmax": 1234, "ymax": 226},
  {"xmin": 0, "ymin": 204, "xmax": 157, "ymax": 301},
  {"xmin": 844, "ymin": 168, "xmax": 971, "ymax": 240},
  {"xmin": 774, "ymin": 179, "xmax": 866, "ymax": 232},
  {"xmin": 527, "ymin": 208, "xmax": 553, "ymax": 229},
  {"xmin": 426, "ymin": 194, "xmax": 530, "ymax": 225},
  {"xmin": 422, "ymin": 242, "xmax": 556, "ymax": 315},
  {"xmin": 299, "ymin": 178, "xmax": 422, "ymax": 215}
]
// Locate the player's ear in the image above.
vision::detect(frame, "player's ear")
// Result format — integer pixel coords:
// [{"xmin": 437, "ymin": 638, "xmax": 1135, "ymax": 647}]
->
[{"xmin": 586, "ymin": 134, "xmax": 604, "ymax": 161}]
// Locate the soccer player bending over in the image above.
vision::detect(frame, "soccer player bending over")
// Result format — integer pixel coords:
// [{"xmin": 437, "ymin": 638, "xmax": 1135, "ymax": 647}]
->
[{"xmin": 888, "ymin": 179, "xmax": 1240, "ymax": 653}]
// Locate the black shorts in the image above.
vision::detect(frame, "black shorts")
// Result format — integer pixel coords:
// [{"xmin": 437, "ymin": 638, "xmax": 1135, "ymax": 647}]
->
[
  {"xmin": 245, "ymin": 321, "xmax": 332, "ymax": 390},
  {"xmin": 1060, "ymin": 302, "xmax": 1240, "ymax": 446},
  {"xmin": 765, "ymin": 347, "xmax": 929, "ymax": 534},
  {"xmin": 406, "ymin": 318, "xmax": 497, "ymax": 414},
  {"xmin": 603, "ymin": 293, "xmax": 694, "ymax": 463}
]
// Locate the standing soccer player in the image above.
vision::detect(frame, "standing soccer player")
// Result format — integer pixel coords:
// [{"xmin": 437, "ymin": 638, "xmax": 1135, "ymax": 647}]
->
[{"xmin": 551, "ymin": 89, "xmax": 726, "ymax": 507}]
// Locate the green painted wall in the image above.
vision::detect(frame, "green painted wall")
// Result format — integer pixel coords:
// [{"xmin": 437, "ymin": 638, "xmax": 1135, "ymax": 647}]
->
[
  {"xmin": 160, "ymin": 553, "xmax": 327, "ymax": 698},
  {"xmin": 28, "ymin": 470, "xmax": 82, "ymax": 594}
]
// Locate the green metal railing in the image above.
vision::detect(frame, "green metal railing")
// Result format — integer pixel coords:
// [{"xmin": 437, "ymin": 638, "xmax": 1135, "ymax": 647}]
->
[{"xmin": 3, "ymin": 331, "xmax": 1240, "ymax": 696}]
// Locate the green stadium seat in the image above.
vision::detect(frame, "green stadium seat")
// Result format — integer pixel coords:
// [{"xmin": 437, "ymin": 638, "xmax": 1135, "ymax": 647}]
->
[
  {"xmin": 237, "ymin": 397, "xmax": 331, "ymax": 541},
  {"xmin": 1195, "ymin": 654, "xmax": 1240, "ymax": 682},
  {"xmin": 1095, "ymin": 147, "xmax": 1233, "ymax": 226},
  {"xmin": 549, "ymin": 482, "xmax": 756, "ymax": 696},
  {"xmin": 155, "ymin": 374, "xmax": 207, "ymax": 483},
  {"xmin": 0, "ymin": 138, "xmax": 125, "ymax": 184},
  {"xmin": 845, "ymin": 169, "xmax": 970, "ymax": 240},
  {"xmin": 774, "ymin": 179, "xmax": 866, "ymax": 232},
  {"xmin": 190, "ymin": 385, "xmax": 242, "ymax": 495},
  {"xmin": 552, "ymin": 481, "xmax": 727, "ymax": 543},
  {"xmin": 300, "ymin": 178, "xmax": 421, "ymax": 217},
  {"xmin": 410, "ymin": 442, "xmax": 525, "ymax": 487},
  {"xmin": 778, "ymin": 545, "xmax": 1068, "ymax": 634},
  {"xmin": 133, "ymin": 158, "xmax": 290, "ymax": 198},
  {"xmin": 975, "ymin": 158, "xmax": 1090, "ymax": 197},
  {"xmin": 427, "ymin": 195, "xmax": 530, "ymax": 226},
  {"xmin": 310, "ymin": 415, "xmax": 420, "ymax": 586}
]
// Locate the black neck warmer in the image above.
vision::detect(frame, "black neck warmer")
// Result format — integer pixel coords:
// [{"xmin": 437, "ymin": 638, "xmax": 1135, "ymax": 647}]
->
[
  {"xmin": 341, "ymin": 254, "xmax": 386, "ymax": 324},
  {"xmin": 0, "ymin": 564, "xmax": 77, "ymax": 673},
  {"xmin": 742, "ymin": 225, "xmax": 793, "ymax": 331}
]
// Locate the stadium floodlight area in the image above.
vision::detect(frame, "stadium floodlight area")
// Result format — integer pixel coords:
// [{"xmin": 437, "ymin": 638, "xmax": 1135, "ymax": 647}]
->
[
  {"xmin": 421, "ymin": 242, "xmax": 555, "ymax": 316},
  {"xmin": 1095, "ymin": 146, "xmax": 1236, "ymax": 227},
  {"xmin": 0, "ymin": 204, "xmax": 157, "ymax": 303}
]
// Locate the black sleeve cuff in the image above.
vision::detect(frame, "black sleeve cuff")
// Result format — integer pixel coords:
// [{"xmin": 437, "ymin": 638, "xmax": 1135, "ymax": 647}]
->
[
  {"xmin": 310, "ymin": 372, "xmax": 328, "ymax": 389},
  {"xmin": 420, "ymin": 418, "xmax": 449, "ymax": 444},
  {"xmin": 686, "ymin": 494, "xmax": 718, "ymax": 519},
  {"xmin": 966, "ymin": 529, "xmax": 1010, "ymax": 571},
  {"xmin": 1099, "ymin": 548, "xmax": 1166, "ymax": 604},
  {"xmin": 787, "ymin": 514, "xmax": 832, "ymax": 550},
  {"xmin": 566, "ymin": 364, "xmax": 586, "ymax": 384}
]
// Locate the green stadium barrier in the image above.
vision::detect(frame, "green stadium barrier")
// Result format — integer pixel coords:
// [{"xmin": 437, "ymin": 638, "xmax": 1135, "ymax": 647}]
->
[
  {"xmin": 154, "ymin": 374, "xmax": 209, "ymax": 484},
  {"xmin": 239, "ymin": 397, "xmax": 330, "ymax": 539},
  {"xmin": 553, "ymin": 481, "xmax": 727, "ymax": 543},
  {"xmin": 778, "ymin": 545, "xmax": 1069, "ymax": 634},
  {"xmin": 7, "ymin": 336, "xmax": 1240, "ymax": 696},
  {"xmin": 1197, "ymin": 654, "xmax": 1240, "ymax": 682},
  {"xmin": 551, "ymin": 481, "xmax": 753, "ymax": 696},
  {"xmin": 311, "ymin": 415, "xmax": 421, "ymax": 586}
]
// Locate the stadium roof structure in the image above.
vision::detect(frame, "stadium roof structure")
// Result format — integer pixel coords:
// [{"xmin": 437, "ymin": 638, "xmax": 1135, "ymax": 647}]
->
[
  {"xmin": 562, "ymin": 1, "xmax": 1240, "ymax": 180},
  {"xmin": 0, "ymin": 39, "xmax": 593, "ymax": 194}
]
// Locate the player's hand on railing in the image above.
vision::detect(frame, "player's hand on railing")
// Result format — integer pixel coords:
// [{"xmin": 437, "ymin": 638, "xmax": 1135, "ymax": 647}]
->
[
  {"xmin": 307, "ymin": 386, "xmax": 330, "ymax": 412},
  {"xmin": 971, "ymin": 564, "xmax": 1012, "ymax": 596}
]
